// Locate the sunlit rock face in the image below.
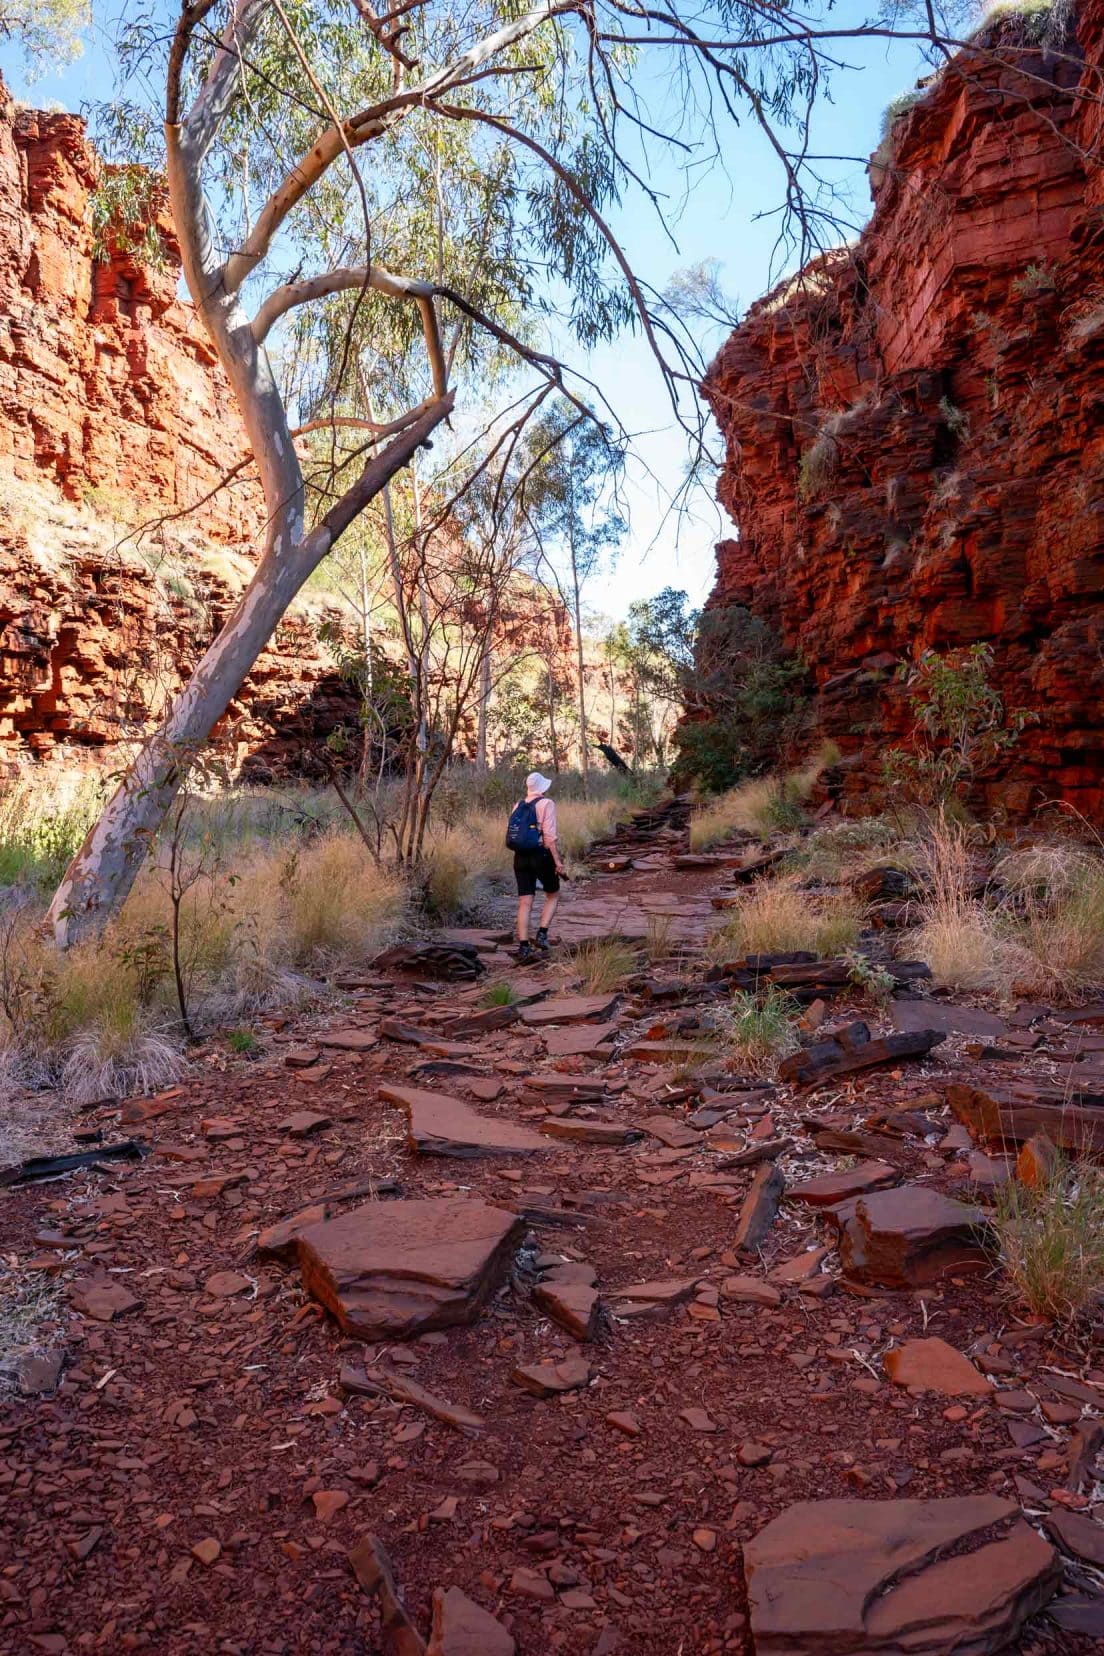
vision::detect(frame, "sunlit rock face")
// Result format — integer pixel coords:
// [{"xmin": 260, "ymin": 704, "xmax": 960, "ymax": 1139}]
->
[{"xmin": 698, "ymin": 2, "xmax": 1104, "ymax": 819}]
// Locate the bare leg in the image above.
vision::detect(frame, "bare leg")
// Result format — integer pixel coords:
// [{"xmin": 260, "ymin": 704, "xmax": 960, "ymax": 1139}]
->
[
  {"xmin": 538, "ymin": 891, "xmax": 560, "ymax": 932},
  {"xmin": 516, "ymin": 894, "xmax": 534, "ymax": 942}
]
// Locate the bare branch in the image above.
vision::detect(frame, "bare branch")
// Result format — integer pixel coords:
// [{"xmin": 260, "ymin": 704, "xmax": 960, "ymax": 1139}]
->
[{"xmin": 222, "ymin": 0, "xmax": 571, "ymax": 292}]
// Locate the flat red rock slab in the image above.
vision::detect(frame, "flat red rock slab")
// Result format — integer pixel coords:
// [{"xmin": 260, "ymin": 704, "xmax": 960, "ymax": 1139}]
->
[
  {"xmin": 511, "ymin": 1356, "xmax": 591, "ymax": 1397},
  {"xmin": 788, "ymin": 1160, "xmax": 898, "ymax": 1206},
  {"xmin": 279, "ymin": 1110, "xmax": 332, "ymax": 1138},
  {"xmin": 466, "ymin": 1078, "xmax": 504, "ymax": 1102},
  {"xmin": 379, "ymin": 1083, "xmax": 553, "ymax": 1158},
  {"xmin": 70, "ymin": 1280, "xmax": 140, "ymax": 1321},
  {"xmin": 892, "ymin": 999, "xmax": 1008, "ymax": 1039},
  {"xmin": 539, "ymin": 1117, "xmax": 637, "ymax": 1146},
  {"xmin": 636, "ymin": 1114, "xmax": 700, "ymax": 1149},
  {"xmin": 317, "ymin": 1027, "xmax": 379, "ymax": 1051},
  {"xmin": 257, "ymin": 1203, "xmax": 329, "ymax": 1260},
  {"xmin": 295, "ymin": 1198, "xmax": 524, "ymax": 1339},
  {"xmin": 884, "ymin": 1336, "xmax": 993, "ymax": 1396},
  {"xmin": 428, "ymin": 1585, "xmax": 515, "ymax": 1655},
  {"xmin": 744, "ymin": 1496, "xmax": 1060, "ymax": 1655},
  {"xmin": 721, "ymin": 1274, "xmax": 782, "ymax": 1306},
  {"xmin": 542, "ymin": 1022, "xmax": 618, "ymax": 1057},
  {"xmin": 614, "ymin": 1276, "xmax": 700, "ymax": 1305},
  {"xmin": 533, "ymin": 1280, "xmax": 599, "ymax": 1340},
  {"xmin": 519, "ymin": 994, "xmax": 620, "ymax": 1026}
]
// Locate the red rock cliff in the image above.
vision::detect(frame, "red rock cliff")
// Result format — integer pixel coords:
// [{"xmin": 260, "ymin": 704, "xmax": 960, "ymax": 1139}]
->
[
  {"xmin": 701, "ymin": 4, "xmax": 1104, "ymax": 817},
  {"xmin": 0, "ymin": 80, "xmax": 366, "ymax": 776}
]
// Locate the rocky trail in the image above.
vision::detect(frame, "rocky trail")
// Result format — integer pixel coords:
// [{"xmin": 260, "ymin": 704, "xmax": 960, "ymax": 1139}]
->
[{"xmin": 2, "ymin": 799, "xmax": 1104, "ymax": 1655}]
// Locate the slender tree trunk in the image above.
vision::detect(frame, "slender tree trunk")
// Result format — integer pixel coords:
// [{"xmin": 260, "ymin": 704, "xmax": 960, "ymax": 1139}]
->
[
  {"xmin": 546, "ymin": 664, "xmax": 560, "ymax": 771},
  {"xmin": 475, "ymin": 643, "xmax": 491, "ymax": 773},
  {"xmin": 570, "ymin": 549, "xmax": 589, "ymax": 793}
]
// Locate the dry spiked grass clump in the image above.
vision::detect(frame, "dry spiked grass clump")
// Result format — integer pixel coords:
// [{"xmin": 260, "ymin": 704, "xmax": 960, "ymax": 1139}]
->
[
  {"xmin": 715, "ymin": 986, "xmax": 799, "ymax": 1077},
  {"xmin": 911, "ymin": 816, "xmax": 1104, "ymax": 999},
  {"xmin": 569, "ymin": 937, "xmax": 637, "ymax": 993},
  {"xmin": 709, "ymin": 874, "xmax": 866, "ymax": 961},
  {"xmin": 993, "ymin": 1152, "xmax": 1104, "ymax": 1324},
  {"xmin": 688, "ymin": 748, "xmax": 840, "ymax": 851}
]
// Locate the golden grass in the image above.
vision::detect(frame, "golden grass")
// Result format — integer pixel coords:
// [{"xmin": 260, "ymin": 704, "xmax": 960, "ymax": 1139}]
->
[
  {"xmin": 910, "ymin": 820, "xmax": 1104, "ymax": 999},
  {"xmin": 568, "ymin": 937, "xmax": 637, "ymax": 992},
  {"xmin": 708, "ymin": 875, "xmax": 865, "ymax": 961},
  {"xmin": 688, "ymin": 747, "xmax": 841, "ymax": 851}
]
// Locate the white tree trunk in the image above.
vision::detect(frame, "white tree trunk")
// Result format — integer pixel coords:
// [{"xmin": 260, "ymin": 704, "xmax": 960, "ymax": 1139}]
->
[{"xmin": 571, "ymin": 551, "xmax": 589, "ymax": 793}]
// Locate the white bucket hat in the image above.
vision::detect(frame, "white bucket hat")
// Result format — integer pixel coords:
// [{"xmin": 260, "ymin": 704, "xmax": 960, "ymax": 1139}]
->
[{"xmin": 526, "ymin": 771, "xmax": 552, "ymax": 795}]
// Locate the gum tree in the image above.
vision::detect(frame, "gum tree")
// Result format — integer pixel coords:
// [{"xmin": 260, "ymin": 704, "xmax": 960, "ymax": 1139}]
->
[{"xmin": 48, "ymin": 0, "xmax": 966, "ymax": 943}]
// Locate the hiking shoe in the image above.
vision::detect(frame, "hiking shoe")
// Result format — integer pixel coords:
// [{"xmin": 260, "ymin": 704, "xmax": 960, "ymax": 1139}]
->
[
  {"xmin": 517, "ymin": 939, "xmax": 534, "ymax": 964},
  {"xmin": 535, "ymin": 927, "xmax": 551, "ymax": 952}
]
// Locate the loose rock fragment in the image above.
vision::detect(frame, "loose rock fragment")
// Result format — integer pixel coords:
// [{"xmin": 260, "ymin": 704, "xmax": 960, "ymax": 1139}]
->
[
  {"xmin": 427, "ymin": 1586, "xmax": 515, "ymax": 1656},
  {"xmin": 511, "ymin": 1357, "xmax": 591, "ymax": 1397},
  {"xmin": 380, "ymin": 1083, "xmax": 553, "ymax": 1158},
  {"xmin": 884, "ymin": 1338, "xmax": 993, "ymax": 1397}
]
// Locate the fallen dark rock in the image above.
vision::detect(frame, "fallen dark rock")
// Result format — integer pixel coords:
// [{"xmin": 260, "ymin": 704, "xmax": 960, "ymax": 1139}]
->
[
  {"xmin": 374, "ymin": 942, "xmax": 485, "ymax": 981},
  {"xmin": 1, "ymin": 1140, "xmax": 147, "ymax": 1187},
  {"xmin": 733, "ymin": 1162, "xmax": 785, "ymax": 1253},
  {"xmin": 349, "ymin": 1534, "xmax": 426, "ymax": 1655},
  {"xmin": 779, "ymin": 1021, "xmax": 946, "ymax": 1089},
  {"xmin": 744, "ymin": 1496, "xmax": 1060, "ymax": 1654},
  {"xmin": 340, "ymin": 1365, "xmax": 484, "ymax": 1433}
]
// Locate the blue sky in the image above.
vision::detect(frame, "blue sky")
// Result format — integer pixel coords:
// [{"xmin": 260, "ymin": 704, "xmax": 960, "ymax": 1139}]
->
[{"xmin": 0, "ymin": 5, "xmax": 941, "ymax": 620}]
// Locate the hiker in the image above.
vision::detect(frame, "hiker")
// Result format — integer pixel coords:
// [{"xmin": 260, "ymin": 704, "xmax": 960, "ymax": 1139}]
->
[{"xmin": 506, "ymin": 771, "xmax": 566, "ymax": 962}]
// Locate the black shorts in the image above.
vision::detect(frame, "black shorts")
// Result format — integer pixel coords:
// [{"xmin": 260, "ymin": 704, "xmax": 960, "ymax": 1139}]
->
[{"xmin": 514, "ymin": 848, "xmax": 560, "ymax": 897}]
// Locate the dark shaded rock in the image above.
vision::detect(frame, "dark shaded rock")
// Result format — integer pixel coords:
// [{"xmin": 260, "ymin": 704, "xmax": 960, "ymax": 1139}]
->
[
  {"xmin": 825, "ymin": 1185, "xmax": 990, "ymax": 1288},
  {"xmin": 733, "ymin": 1162, "xmax": 785, "ymax": 1253},
  {"xmin": 780, "ymin": 1021, "xmax": 946, "ymax": 1088}
]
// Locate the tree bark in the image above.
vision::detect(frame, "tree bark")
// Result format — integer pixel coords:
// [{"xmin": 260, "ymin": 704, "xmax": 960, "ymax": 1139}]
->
[
  {"xmin": 570, "ymin": 546, "xmax": 589, "ymax": 793},
  {"xmin": 47, "ymin": 394, "xmax": 451, "ymax": 946}
]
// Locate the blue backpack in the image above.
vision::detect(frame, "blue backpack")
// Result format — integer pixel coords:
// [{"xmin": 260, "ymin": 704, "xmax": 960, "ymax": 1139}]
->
[{"xmin": 505, "ymin": 797, "xmax": 543, "ymax": 852}]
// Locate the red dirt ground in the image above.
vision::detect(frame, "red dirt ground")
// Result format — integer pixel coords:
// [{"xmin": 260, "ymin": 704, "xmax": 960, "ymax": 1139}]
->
[{"xmin": 1, "ymin": 816, "xmax": 1101, "ymax": 1655}]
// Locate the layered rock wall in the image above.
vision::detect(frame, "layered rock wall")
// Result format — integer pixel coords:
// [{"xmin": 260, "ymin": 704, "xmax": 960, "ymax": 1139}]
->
[
  {"xmin": 701, "ymin": 4, "xmax": 1104, "ymax": 816},
  {"xmin": 0, "ymin": 82, "xmax": 363, "ymax": 777}
]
